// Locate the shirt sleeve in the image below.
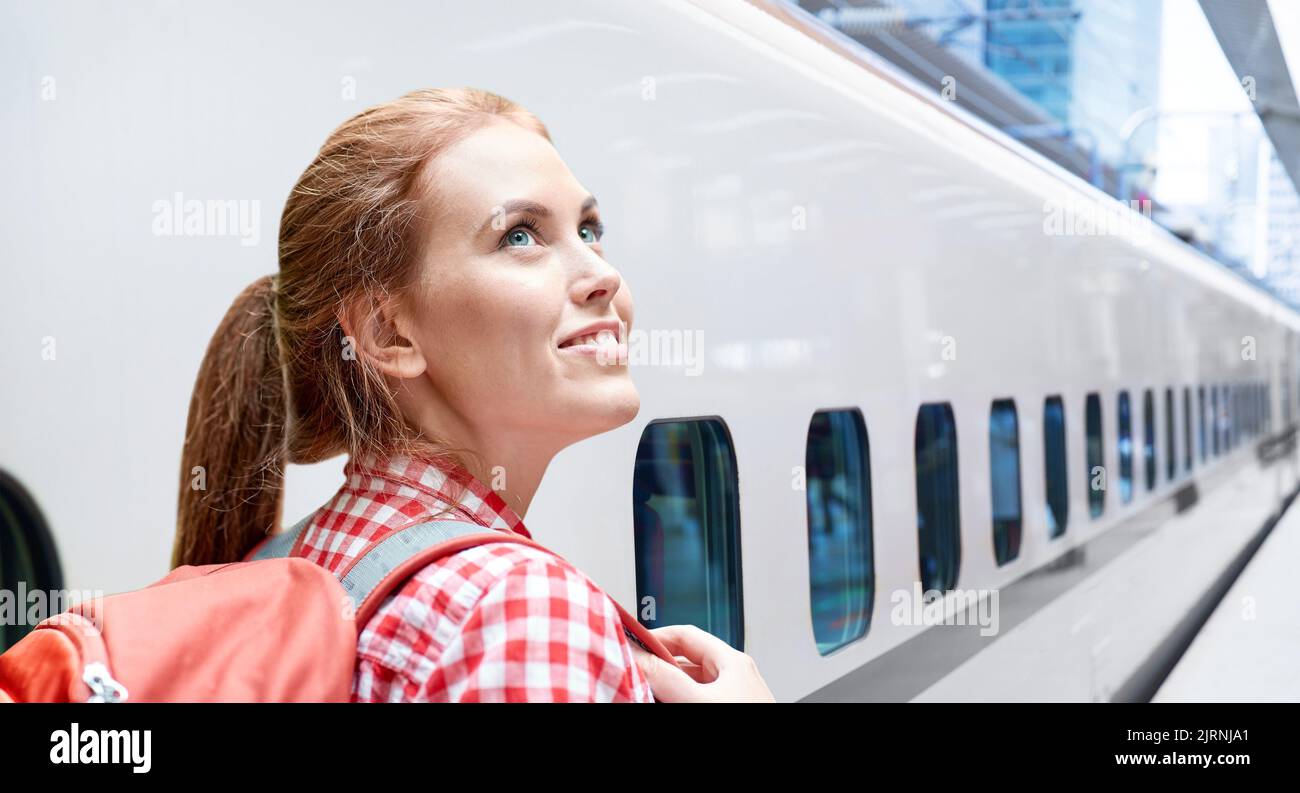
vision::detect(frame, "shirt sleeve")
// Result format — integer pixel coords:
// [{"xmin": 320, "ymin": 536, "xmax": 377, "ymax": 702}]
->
[{"xmin": 425, "ymin": 553, "xmax": 654, "ymax": 702}]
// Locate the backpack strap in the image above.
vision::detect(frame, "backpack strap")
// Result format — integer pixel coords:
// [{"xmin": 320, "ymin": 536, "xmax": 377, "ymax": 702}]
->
[
  {"xmin": 246, "ymin": 514, "xmax": 314, "ymax": 562},
  {"xmin": 257, "ymin": 515, "xmax": 681, "ymax": 670}
]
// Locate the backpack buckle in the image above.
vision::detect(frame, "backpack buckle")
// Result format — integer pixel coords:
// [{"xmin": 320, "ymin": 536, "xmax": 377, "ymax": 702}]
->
[{"xmin": 83, "ymin": 662, "xmax": 129, "ymax": 703}]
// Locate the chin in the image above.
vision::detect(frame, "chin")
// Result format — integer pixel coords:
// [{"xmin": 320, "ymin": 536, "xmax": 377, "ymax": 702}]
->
[{"xmin": 569, "ymin": 378, "xmax": 641, "ymax": 438}]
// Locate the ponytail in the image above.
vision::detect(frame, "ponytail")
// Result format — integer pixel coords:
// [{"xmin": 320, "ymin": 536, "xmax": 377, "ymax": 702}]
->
[{"xmin": 173, "ymin": 275, "xmax": 287, "ymax": 568}]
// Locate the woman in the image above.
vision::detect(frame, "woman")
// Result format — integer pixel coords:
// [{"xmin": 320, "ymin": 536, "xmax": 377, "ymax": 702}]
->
[{"xmin": 172, "ymin": 87, "xmax": 773, "ymax": 703}]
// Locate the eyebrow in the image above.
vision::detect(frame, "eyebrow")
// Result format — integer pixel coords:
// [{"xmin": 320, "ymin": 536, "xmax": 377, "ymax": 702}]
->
[{"xmin": 477, "ymin": 195, "xmax": 599, "ymax": 236}]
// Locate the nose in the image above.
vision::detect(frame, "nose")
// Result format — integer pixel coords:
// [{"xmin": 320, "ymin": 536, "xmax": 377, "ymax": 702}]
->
[{"xmin": 569, "ymin": 247, "xmax": 623, "ymax": 307}]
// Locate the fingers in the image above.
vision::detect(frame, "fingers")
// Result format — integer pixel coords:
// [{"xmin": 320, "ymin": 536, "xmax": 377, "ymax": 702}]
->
[
  {"xmin": 630, "ymin": 644, "xmax": 705, "ymax": 703},
  {"xmin": 647, "ymin": 624, "xmax": 734, "ymax": 678}
]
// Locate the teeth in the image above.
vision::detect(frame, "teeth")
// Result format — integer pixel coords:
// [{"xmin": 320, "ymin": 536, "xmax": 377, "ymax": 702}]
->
[{"xmin": 562, "ymin": 329, "xmax": 618, "ymax": 348}]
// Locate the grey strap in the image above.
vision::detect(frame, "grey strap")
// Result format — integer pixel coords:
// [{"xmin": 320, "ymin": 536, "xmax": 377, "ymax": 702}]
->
[
  {"xmin": 251, "ymin": 514, "xmax": 503, "ymax": 613},
  {"xmin": 339, "ymin": 520, "xmax": 495, "ymax": 612},
  {"xmin": 248, "ymin": 514, "xmax": 314, "ymax": 561}
]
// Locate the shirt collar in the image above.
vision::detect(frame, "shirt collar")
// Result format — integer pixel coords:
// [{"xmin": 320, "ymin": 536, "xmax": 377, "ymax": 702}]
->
[{"xmin": 344, "ymin": 448, "xmax": 532, "ymax": 540}]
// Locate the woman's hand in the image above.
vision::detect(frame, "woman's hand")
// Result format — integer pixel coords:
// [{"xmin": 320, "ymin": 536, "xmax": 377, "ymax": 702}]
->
[{"xmin": 632, "ymin": 624, "xmax": 775, "ymax": 702}]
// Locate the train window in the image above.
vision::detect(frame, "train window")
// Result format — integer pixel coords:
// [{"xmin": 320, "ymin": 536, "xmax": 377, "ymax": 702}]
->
[
  {"xmin": 1246, "ymin": 384, "xmax": 1252, "ymax": 438},
  {"xmin": 632, "ymin": 418, "xmax": 744, "ymax": 649},
  {"xmin": 1223, "ymin": 384, "xmax": 1232, "ymax": 450},
  {"xmin": 1231, "ymin": 385, "xmax": 1239, "ymax": 445},
  {"xmin": 1183, "ymin": 387, "xmax": 1193, "ymax": 472},
  {"xmin": 1250, "ymin": 384, "xmax": 1257, "ymax": 437},
  {"xmin": 0, "ymin": 470, "xmax": 63, "ymax": 652},
  {"xmin": 1211, "ymin": 387, "xmax": 1220, "ymax": 456},
  {"xmin": 1143, "ymin": 389, "xmax": 1156, "ymax": 492},
  {"xmin": 1164, "ymin": 389, "xmax": 1176, "ymax": 481},
  {"xmin": 1086, "ymin": 393, "xmax": 1104, "ymax": 518},
  {"xmin": 805, "ymin": 408, "xmax": 874, "ymax": 655},
  {"xmin": 1118, "ymin": 391, "xmax": 1133, "ymax": 504},
  {"xmin": 989, "ymin": 399, "xmax": 1022, "ymax": 566},
  {"xmin": 1043, "ymin": 396, "xmax": 1068, "ymax": 538},
  {"xmin": 1242, "ymin": 385, "xmax": 1249, "ymax": 438},
  {"xmin": 916, "ymin": 403, "xmax": 960, "ymax": 593},
  {"xmin": 1198, "ymin": 386, "xmax": 1207, "ymax": 462}
]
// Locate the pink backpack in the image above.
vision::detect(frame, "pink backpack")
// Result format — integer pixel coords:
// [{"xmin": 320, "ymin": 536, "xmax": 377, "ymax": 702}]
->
[{"xmin": 0, "ymin": 518, "xmax": 677, "ymax": 702}]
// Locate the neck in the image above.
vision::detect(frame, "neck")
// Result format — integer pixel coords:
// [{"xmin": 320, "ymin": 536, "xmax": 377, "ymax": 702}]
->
[
  {"xmin": 395, "ymin": 379, "xmax": 562, "ymax": 520},
  {"xmin": 456, "ymin": 432, "xmax": 555, "ymax": 519}
]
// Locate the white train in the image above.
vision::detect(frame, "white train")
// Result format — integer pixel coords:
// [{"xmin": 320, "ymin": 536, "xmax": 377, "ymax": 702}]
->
[{"xmin": 2, "ymin": 0, "xmax": 1297, "ymax": 701}]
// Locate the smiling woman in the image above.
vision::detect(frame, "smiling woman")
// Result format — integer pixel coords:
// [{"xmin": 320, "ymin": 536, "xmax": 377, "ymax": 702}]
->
[{"xmin": 171, "ymin": 87, "xmax": 772, "ymax": 703}]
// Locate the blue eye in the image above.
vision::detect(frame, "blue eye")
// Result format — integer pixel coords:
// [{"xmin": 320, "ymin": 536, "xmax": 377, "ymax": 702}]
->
[
  {"xmin": 504, "ymin": 227, "xmax": 537, "ymax": 247},
  {"xmin": 580, "ymin": 217, "xmax": 605, "ymax": 243}
]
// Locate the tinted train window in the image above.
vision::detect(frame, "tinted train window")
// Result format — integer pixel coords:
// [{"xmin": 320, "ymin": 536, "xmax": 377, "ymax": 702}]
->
[
  {"xmin": 916, "ymin": 403, "xmax": 960, "ymax": 593},
  {"xmin": 1199, "ymin": 385, "xmax": 1208, "ymax": 461},
  {"xmin": 1086, "ymin": 393, "xmax": 1104, "ymax": 518},
  {"xmin": 1183, "ymin": 387, "xmax": 1193, "ymax": 472},
  {"xmin": 632, "ymin": 418, "xmax": 743, "ymax": 649},
  {"xmin": 1211, "ymin": 386, "xmax": 1220, "ymax": 456},
  {"xmin": 0, "ymin": 470, "xmax": 63, "ymax": 652},
  {"xmin": 1228, "ymin": 385, "xmax": 1236, "ymax": 447},
  {"xmin": 989, "ymin": 400, "xmax": 1022, "ymax": 565},
  {"xmin": 1165, "ymin": 388, "xmax": 1176, "ymax": 481},
  {"xmin": 1222, "ymin": 384, "xmax": 1231, "ymax": 451},
  {"xmin": 1118, "ymin": 391, "xmax": 1133, "ymax": 504},
  {"xmin": 1143, "ymin": 389, "xmax": 1156, "ymax": 492},
  {"xmin": 1043, "ymin": 396, "xmax": 1068, "ymax": 538},
  {"xmin": 1246, "ymin": 384, "xmax": 1253, "ymax": 437},
  {"xmin": 1229, "ymin": 384, "xmax": 1237, "ymax": 447},
  {"xmin": 805, "ymin": 409, "xmax": 873, "ymax": 655}
]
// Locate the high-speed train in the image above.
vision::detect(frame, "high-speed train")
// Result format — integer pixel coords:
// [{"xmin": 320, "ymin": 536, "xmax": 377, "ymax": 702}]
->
[{"xmin": 3, "ymin": 0, "xmax": 1298, "ymax": 702}]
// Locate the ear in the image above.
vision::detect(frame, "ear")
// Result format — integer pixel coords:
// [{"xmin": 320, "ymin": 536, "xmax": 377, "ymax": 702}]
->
[{"xmin": 337, "ymin": 290, "xmax": 427, "ymax": 380}]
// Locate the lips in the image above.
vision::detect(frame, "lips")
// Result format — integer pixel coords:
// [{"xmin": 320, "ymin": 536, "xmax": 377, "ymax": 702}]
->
[{"xmin": 557, "ymin": 320, "xmax": 623, "ymax": 349}]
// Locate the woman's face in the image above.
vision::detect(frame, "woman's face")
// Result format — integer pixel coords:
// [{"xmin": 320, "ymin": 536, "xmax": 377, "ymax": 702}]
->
[{"xmin": 398, "ymin": 119, "xmax": 638, "ymax": 451}]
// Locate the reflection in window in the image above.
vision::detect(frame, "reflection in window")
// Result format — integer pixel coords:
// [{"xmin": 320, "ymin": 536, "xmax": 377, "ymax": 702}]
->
[
  {"xmin": 805, "ymin": 409, "xmax": 873, "ymax": 655},
  {"xmin": 916, "ymin": 403, "xmax": 960, "ymax": 593},
  {"xmin": 1118, "ymin": 391, "xmax": 1133, "ymax": 504},
  {"xmin": 632, "ymin": 418, "xmax": 743, "ymax": 649},
  {"xmin": 989, "ymin": 400, "xmax": 1022, "ymax": 565},
  {"xmin": 1086, "ymin": 393, "xmax": 1104, "ymax": 518},
  {"xmin": 1043, "ymin": 396, "xmax": 1068, "ymax": 539}
]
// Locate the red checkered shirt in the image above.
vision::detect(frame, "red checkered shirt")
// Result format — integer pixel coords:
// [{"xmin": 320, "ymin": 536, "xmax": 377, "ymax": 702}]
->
[{"xmin": 274, "ymin": 450, "xmax": 655, "ymax": 703}]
